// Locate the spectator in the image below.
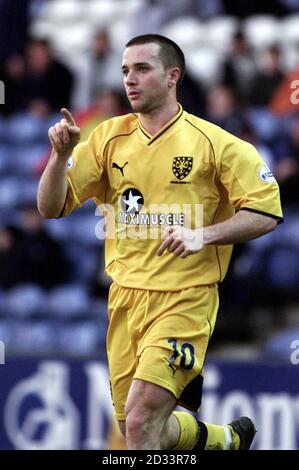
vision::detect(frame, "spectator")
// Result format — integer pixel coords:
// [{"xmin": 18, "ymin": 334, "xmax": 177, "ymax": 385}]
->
[
  {"xmin": 206, "ymin": 84, "xmax": 247, "ymax": 136},
  {"xmin": 0, "ymin": 54, "xmax": 25, "ymax": 115},
  {"xmin": 275, "ymin": 114, "xmax": 299, "ymax": 204},
  {"xmin": 22, "ymin": 38, "xmax": 74, "ymax": 115},
  {"xmin": 0, "ymin": 0, "xmax": 29, "ymax": 62},
  {"xmin": 249, "ymin": 46, "xmax": 284, "ymax": 107},
  {"xmin": 0, "ymin": 206, "xmax": 70, "ymax": 289},
  {"xmin": 82, "ymin": 29, "xmax": 123, "ymax": 107},
  {"xmin": 222, "ymin": 30, "xmax": 257, "ymax": 103}
]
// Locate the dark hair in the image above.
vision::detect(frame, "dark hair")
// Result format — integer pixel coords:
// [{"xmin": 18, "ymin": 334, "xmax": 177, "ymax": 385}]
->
[{"xmin": 125, "ymin": 34, "xmax": 185, "ymax": 87}]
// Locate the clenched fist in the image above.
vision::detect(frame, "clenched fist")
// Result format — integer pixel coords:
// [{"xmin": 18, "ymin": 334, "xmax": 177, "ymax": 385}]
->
[{"xmin": 48, "ymin": 108, "xmax": 80, "ymax": 158}]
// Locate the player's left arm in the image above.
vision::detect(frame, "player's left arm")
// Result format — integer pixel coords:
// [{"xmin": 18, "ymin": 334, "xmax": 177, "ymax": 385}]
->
[
  {"xmin": 203, "ymin": 209, "xmax": 277, "ymax": 245},
  {"xmin": 156, "ymin": 210, "xmax": 277, "ymax": 259},
  {"xmin": 157, "ymin": 134, "xmax": 283, "ymax": 259}
]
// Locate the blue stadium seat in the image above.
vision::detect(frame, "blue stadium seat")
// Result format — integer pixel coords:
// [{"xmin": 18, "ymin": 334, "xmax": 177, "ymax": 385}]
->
[
  {"xmin": 6, "ymin": 284, "xmax": 47, "ymax": 318},
  {"xmin": 44, "ymin": 217, "xmax": 73, "ymax": 242},
  {"xmin": 0, "ymin": 319, "xmax": 13, "ymax": 351},
  {"xmin": 13, "ymin": 320, "xmax": 58, "ymax": 355},
  {"xmin": 71, "ymin": 214, "xmax": 102, "ymax": 246},
  {"xmin": 0, "ymin": 177, "xmax": 22, "ymax": 208},
  {"xmin": 14, "ymin": 144, "xmax": 49, "ymax": 175},
  {"xmin": 0, "ymin": 144, "xmax": 14, "ymax": 175},
  {"xmin": 0, "ymin": 289, "xmax": 6, "ymax": 316},
  {"xmin": 244, "ymin": 15, "xmax": 282, "ymax": 49},
  {"xmin": 57, "ymin": 320, "xmax": 105, "ymax": 356},
  {"xmin": 47, "ymin": 284, "xmax": 90, "ymax": 318},
  {"xmin": 265, "ymin": 244, "xmax": 299, "ymax": 289},
  {"xmin": 22, "ymin": 178, "xmax": 40, "ymax": 205},
  {"xmin": 64, "ymin": 245, "xmax": 99, "ymax": 283},
  {"xmin": 0, "ymin": 116, "xmax": 8, "ymax": 143},
  {"xmin": 247, "ymin": 108, "xmax": 280, "ymax": 143},
  {"xmin": 46, "ymin": 213, "xmax": 103, "ymax": 247},
  {"xmin": 7, "ymin": 113, "xmax": 49, "ymax": 145},
  {"xmin": 263, "ymin": 327, "xmax": 299, "ymax": 362}
]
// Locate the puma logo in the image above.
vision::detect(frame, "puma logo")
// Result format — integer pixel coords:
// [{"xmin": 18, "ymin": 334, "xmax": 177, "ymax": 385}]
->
[{"xmin": 112, "ymin": 161, "xmax": 128, "ymax": 176}]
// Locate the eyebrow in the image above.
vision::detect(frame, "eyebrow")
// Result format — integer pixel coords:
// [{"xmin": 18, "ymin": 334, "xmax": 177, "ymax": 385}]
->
[{"xmin": 121, "ymin": 62, "xmax": 150, "ymax": 70}]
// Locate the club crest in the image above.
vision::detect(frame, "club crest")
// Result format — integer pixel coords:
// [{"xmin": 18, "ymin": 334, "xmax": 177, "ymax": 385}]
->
[{"xmin": 172, "ymin": 157, "xmax": 193, "ymax": 180}]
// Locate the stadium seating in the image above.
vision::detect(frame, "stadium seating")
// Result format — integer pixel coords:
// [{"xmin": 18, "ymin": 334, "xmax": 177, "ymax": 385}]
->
[
  {"xmin": 6, "ymin": 284, "xmax": 47, "ymax": 318},
  {"xmin": 57, "ymin": 320, "xmax": 106, "ymax": 356},
  {"xmin": 2, "ymin": 1, "xmax": 299, "ymax": 360},
  {"xmin": 206, "ymin": 16, "xmax": 239, "ymax": 53},
  {"xmin": 243, "ymin": 15, "xmax": 282, "ymax": 49},
  {"xmin": 42, "ymin": 0, "xmax": 85, "ymax": 24},
  {"xmin": 263, "ymin": 327, "xmax": 299, "ymax": 361},
  {"xmin": 47, "ymin": 284, "xmax": 90, "ymax": 319},
  {"xmin": 162, "ymin": 17, "xmax": 205, "ymax": 49},
  {"xmin": 281, "ymin": 14, "xmax": 299, "ymax": 45}
]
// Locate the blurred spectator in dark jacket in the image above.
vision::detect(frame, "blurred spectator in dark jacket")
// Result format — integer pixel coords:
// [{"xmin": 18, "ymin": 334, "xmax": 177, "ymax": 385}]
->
[
  {"xmin": 177, "ymin": 70, "xmax": 206, "ymax": 116},
  {"xmin": 222, "ymin": 30, "xmax": 257, "ymax": 104},
  {"xmin": 249, "ymin": 45, "xmax": 284, "ymax": 107},
  {"xmin": 275, "ymin": 114, "xmax": 299, "ymax": 204},
  {"xmin": 0, "ymin": 54, "xmax": 25, "ymax": 115},
  {"xmin": 0, "ymin": 225, "xmax": 26, "ymax": 288},
  {"xmin": 1, "ymin": 38, "xmax": 74, "ymax": 116},
  {"xmin": 206, "ymin": 84, "xmax": 247, "ymax": 136},
  {"xmin": 0, "ymin": 206, "xmax": 69, "ymax": 289},
  {"xmin": 222, "ymin": 0, "xmax": 290, "ymax": 17},
  {"xmin": 23, "ymin": 38, "xmax": 74, "ymax": 116},
  {"xmin": 0, "ymin": 0, "xmax": 29, "ymax": 62}
]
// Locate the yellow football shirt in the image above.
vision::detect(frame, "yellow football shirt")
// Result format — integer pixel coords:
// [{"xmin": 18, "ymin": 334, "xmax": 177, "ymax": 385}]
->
[{"xmin": 62, "ymin": 104, "xmax": 283, "ymax": 291}]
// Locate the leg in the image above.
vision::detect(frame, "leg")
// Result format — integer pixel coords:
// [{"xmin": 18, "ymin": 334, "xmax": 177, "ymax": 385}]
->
[
  {"xmin": 118, "ymin": 415, "xmax": 180, "ymax": 448},
  {"xmin": 125, "ymin": 379, "xmax": 179, "ymax": 450},
  {"xmin": 106, "ymin": 418, "xmax": 126, "ymax": 450}
]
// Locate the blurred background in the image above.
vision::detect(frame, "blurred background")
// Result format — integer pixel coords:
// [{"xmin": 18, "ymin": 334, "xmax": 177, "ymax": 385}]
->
[{"xmin": 0, "ymin": 0, "xmax": 299, "ymax": 450}]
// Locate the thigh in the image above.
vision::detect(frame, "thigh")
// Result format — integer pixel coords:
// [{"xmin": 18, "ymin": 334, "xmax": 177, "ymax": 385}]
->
[
  {"xmin": 134, "ymin": 285, "xmax": 219, "ymax": 412},
  {"xmin": 107, "ymin": 283, "xmax": 137, "ymax": 421}
]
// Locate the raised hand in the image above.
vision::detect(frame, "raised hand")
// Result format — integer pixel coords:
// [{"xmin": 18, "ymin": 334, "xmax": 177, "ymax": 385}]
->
[{"xmin": 48, "ymin": 108, "xmax": 80, "ymax": 158}]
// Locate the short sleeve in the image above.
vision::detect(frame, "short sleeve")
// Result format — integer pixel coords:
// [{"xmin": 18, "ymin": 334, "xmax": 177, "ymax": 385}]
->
[
  {"xmin": 218, "ymin": 134, "xmax": 283, "ymax": 222},
  {"xmin": 60, "ymin": 127, "xmax": 106, "ymax": 217}
]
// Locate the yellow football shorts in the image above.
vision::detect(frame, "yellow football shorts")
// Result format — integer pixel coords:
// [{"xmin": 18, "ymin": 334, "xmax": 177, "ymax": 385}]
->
[{"xmin": 107, "ymin": 282, "xmax": 219, "ymax": 421}]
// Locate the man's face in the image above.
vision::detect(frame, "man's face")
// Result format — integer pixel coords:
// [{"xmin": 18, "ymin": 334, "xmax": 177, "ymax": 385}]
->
[{"xmin": 122, "ymin": 43, "xmax": 170, "ymax": 114}]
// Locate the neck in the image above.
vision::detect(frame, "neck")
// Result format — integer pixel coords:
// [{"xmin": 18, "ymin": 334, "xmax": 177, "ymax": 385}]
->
[{"xmin": 139, "ymin": 101, "xmax": 179, "ymax": 135}]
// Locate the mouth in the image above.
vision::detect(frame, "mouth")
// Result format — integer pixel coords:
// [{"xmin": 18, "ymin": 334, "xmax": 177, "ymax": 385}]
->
[{"xmin": 128, "ymin": 91, "xmax": 140, "ymax": 99}]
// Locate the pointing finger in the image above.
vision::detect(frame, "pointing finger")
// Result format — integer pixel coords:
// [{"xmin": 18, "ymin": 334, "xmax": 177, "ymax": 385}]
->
[{"xmin": 61, "ymin": 107, "xmax": 76, "ymax": 126}]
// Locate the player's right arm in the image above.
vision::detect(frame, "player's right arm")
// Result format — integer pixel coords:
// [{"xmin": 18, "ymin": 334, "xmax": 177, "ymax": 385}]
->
[{"xmin": 37, "ymin": 108, "xmax": 80, "ymax": 218}]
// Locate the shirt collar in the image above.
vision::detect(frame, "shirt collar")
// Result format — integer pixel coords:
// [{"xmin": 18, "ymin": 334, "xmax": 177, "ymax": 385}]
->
[{"xmin": 138, "ymin": 103, "xmax": 184, "ymax": 145}]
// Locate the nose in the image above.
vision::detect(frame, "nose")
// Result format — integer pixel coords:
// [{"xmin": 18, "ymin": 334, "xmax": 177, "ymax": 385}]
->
[{"xmin": 125, "ymin": 70, "xmax": 137, "ymax": 86}]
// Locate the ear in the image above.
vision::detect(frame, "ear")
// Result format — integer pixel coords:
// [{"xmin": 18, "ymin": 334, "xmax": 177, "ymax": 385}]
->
[{"xmin": 168, "ymin": 67, "xmax": 180, "ymax": 88}]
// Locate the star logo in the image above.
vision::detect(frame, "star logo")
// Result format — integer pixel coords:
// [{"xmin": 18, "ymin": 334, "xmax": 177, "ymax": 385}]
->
[
  {"xmin": 121, "ymin": 188, "xmax": 144, "ymax": 214},
  {"xmin": 123, "ymin": 191, "xmax": 141, "ymax": 212}
]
